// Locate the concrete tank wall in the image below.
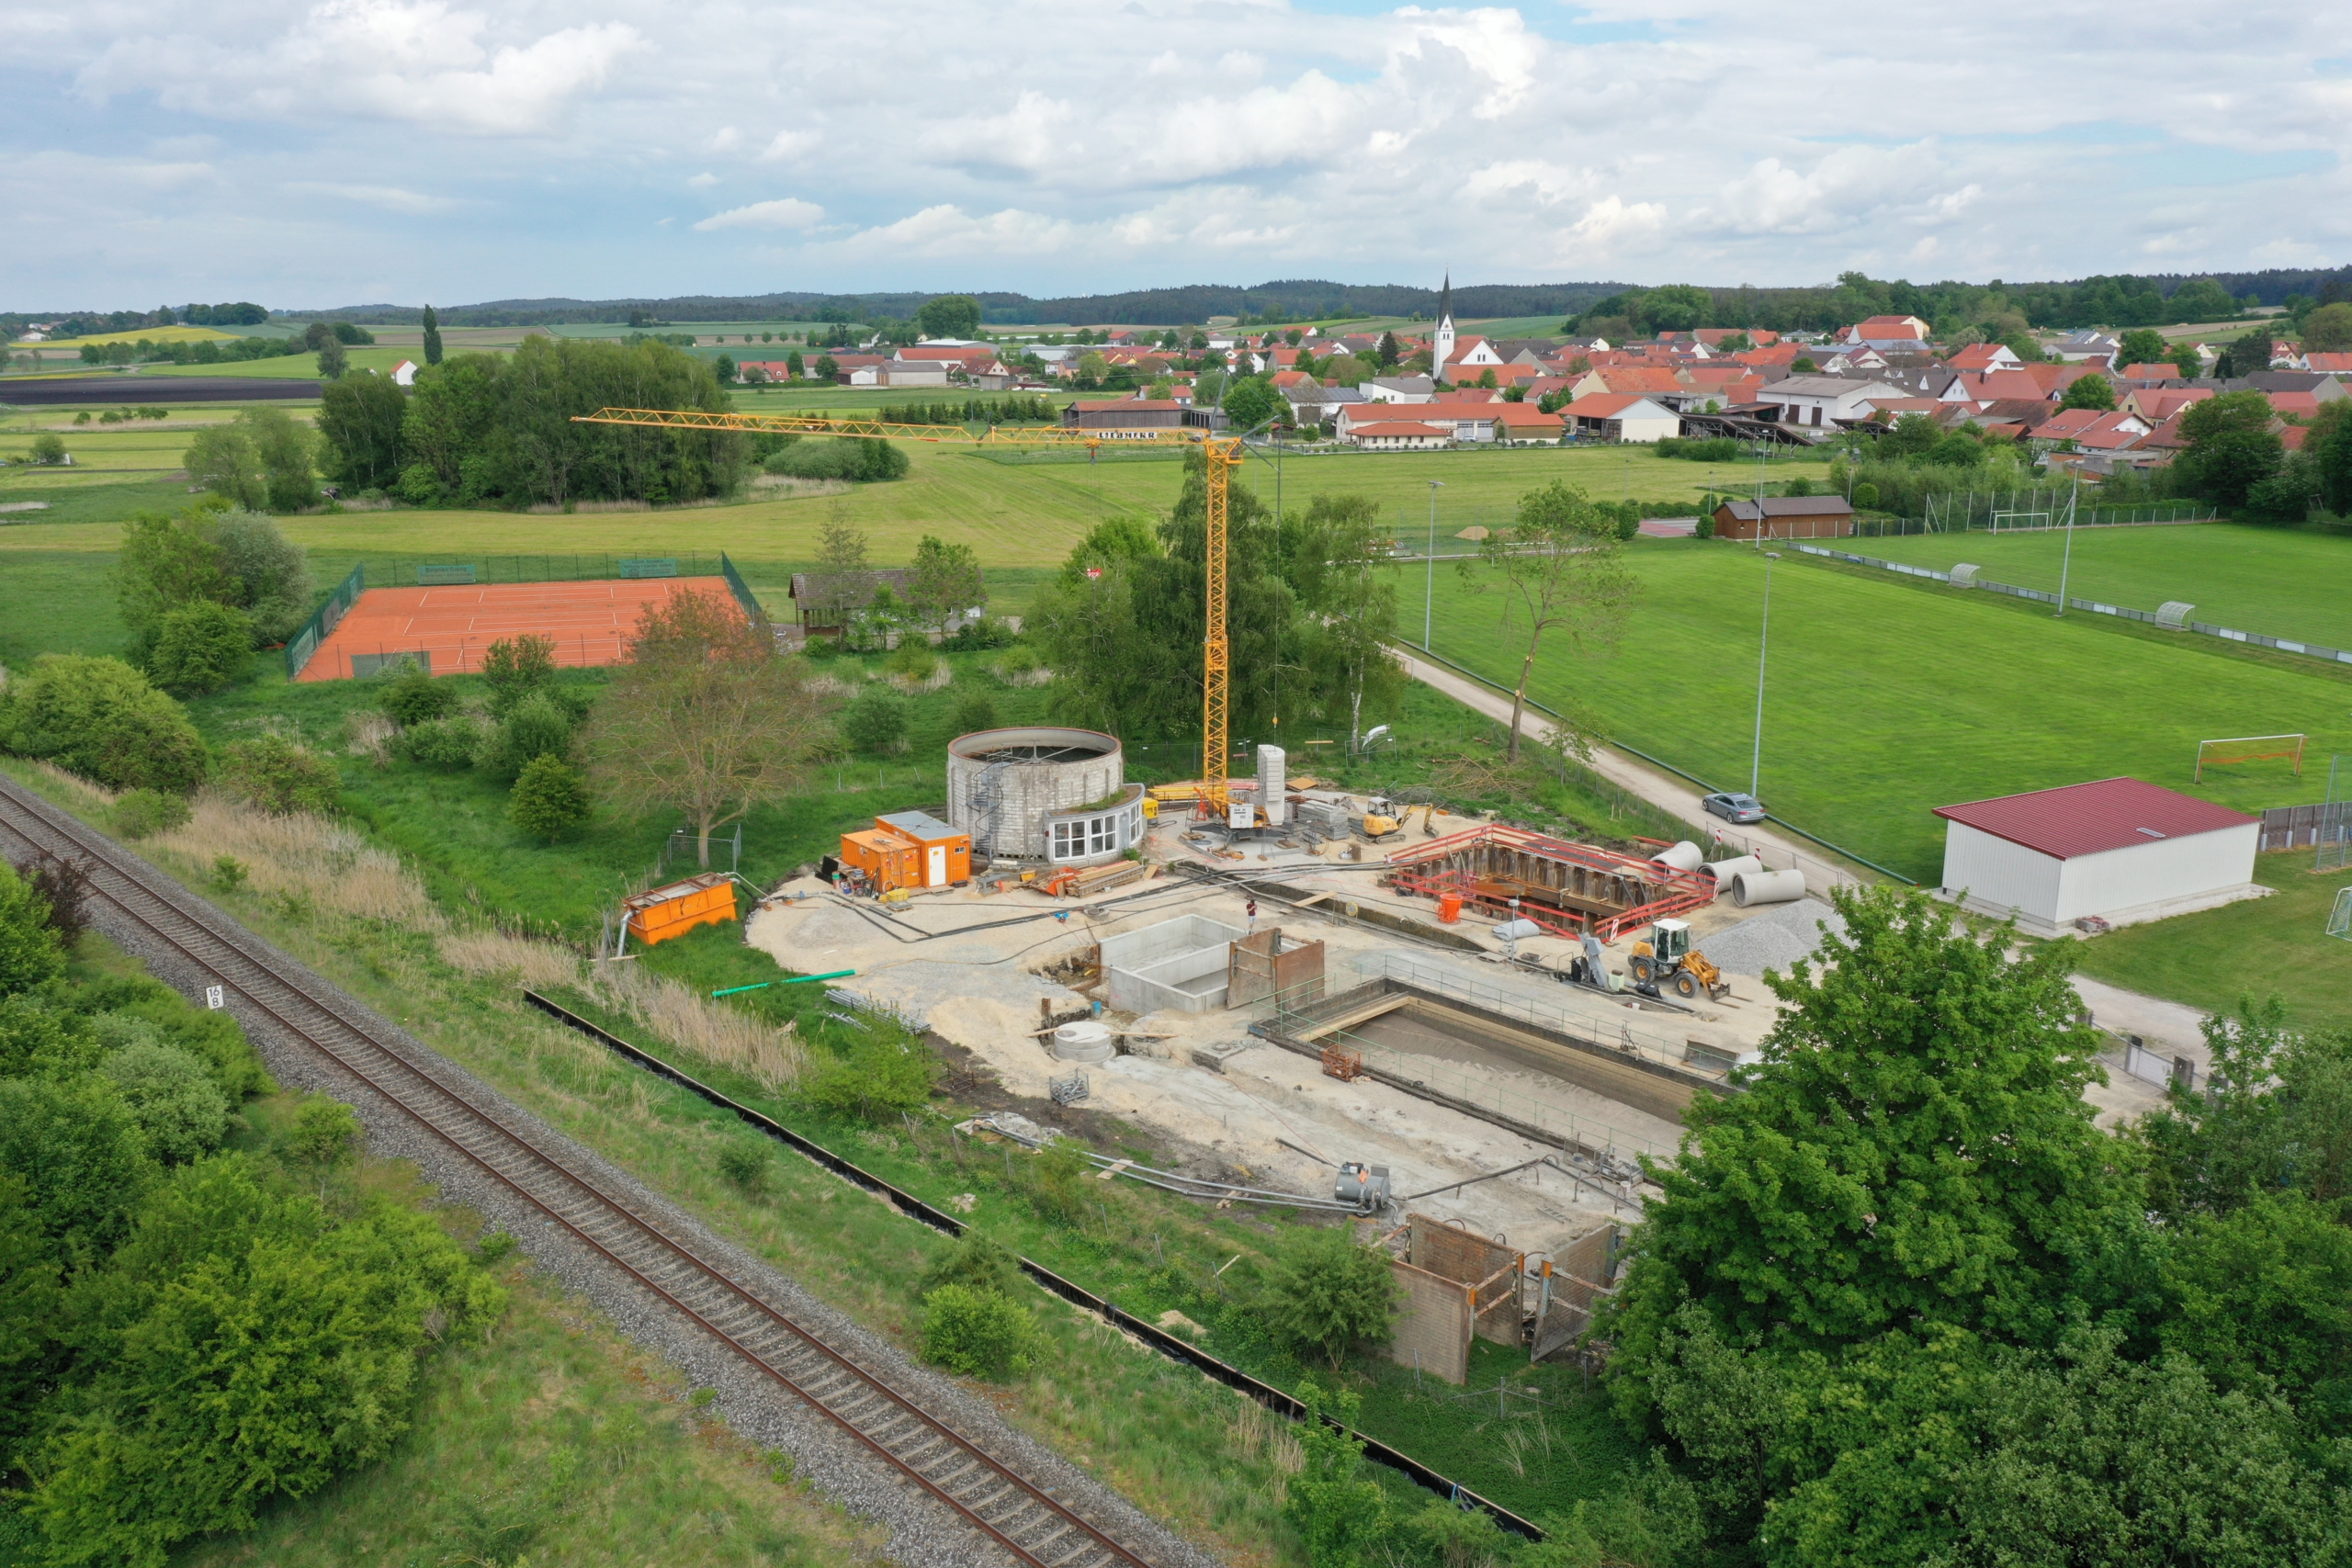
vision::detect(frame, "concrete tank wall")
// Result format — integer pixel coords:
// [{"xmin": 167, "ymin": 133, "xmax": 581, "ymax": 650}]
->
[{"xmin": 946, "ymin": 726, "xmax": 1125, "ymax": 863}]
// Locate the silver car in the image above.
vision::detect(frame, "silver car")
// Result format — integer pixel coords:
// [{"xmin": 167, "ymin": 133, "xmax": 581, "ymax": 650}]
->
[{"xmin": 1703, "ymin": 791, "xmax": 1766, "ymax": 824}]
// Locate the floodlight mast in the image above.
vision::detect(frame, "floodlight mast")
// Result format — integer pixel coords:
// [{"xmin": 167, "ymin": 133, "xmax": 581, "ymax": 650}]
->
[{"xmin": 571, "ymin": 404, "xmax": 1249, "ymax": 816}]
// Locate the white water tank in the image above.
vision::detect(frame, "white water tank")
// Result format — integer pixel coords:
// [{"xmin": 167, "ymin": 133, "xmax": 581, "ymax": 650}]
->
[
  {"xmin": 1051, "ymin": 1021, "xmax": 1115, "ymax": 1063},
  {"xmin": 1651, "ymin": 840, "xmax": 1705, "ymax": 873},
  {"xmin": 1732, "ymin": 868, "xmax": 1807, "ymax": 907}
]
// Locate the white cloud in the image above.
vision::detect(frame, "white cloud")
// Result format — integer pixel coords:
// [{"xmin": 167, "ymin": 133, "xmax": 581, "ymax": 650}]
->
[
  {"xmin": 8, "ymin": 0, "xmax": 2352, "ymax": 299},
  {"xmin": 693, "ymin": 197, "xmax": 824, "ymax": 231},
  {"xmin": 286, "ymin": 180, "xmax": 456, "ymax": 212}
]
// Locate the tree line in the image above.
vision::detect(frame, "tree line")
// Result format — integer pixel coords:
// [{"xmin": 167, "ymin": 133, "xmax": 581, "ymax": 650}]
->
[{"xmin": 313, "ymin": 336, "xmax": 743, "ymax": 508}]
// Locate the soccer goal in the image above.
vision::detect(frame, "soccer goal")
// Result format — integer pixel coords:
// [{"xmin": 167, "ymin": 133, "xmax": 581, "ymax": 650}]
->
[
  {"xmin": 2330, "ymin": 887, "xmax": 2352, "ymax": 943},
  {"xmin": 2195, "ymin": 733, "xmax": 2306, "ymax": 783}
]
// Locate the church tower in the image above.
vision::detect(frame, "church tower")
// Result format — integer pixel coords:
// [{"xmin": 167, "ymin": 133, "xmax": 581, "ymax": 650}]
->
[{"xmin": 1432, "ymin": 272, "xmax": 1456, "ymax": 380}]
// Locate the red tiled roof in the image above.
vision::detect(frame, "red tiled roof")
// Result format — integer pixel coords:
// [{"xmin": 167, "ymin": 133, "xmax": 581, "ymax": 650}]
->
[
  {"xmin": 2307, "ymin": 352, "xmax": 2352, "ymax": 373},
  {"xmin": 1350, "ymin": 421, "xmax": 1449, "ymax": 437},
  {"xmin": 1491, "ymin": 405, "xmax": 1566, "ymax": 427},
  {"xmin": 1934, "ymin": 778, "xmax": 2256, "ymax": 860},
  {"xmin": 2267, "ymin": 390, "xmax": 2323, "ymax": 416},
  {"xmin": 1563, "ymin": 392, "xmax": 1669, "ymax": 418}
]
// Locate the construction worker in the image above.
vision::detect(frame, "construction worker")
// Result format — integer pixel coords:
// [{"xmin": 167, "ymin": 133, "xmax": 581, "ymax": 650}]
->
[{"xmin": 1245, "ymin": 897, "xmax": 1259, "ymax": 934}]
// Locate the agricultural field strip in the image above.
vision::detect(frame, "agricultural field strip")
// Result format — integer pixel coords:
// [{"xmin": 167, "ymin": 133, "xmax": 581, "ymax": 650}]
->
[{"xmin": 0, "ymin": 776, "xmax": 1168, "ymax": 1568}]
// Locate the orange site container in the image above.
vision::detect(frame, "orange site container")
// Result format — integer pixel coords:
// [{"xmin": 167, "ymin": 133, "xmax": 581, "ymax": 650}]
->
[
  {"xmin": 838, "ymin": 810, "xmax": 971, "ymax": 894},
  {"xmin": 623, "ymin": 872, "xmax": 738, "ymax": 946}
]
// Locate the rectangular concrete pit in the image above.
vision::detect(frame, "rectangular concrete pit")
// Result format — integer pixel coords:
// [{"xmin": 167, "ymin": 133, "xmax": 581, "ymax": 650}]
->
[{"xmin": 1103, "ymin": 915, "xmax": 1244, "ymax": 1015}]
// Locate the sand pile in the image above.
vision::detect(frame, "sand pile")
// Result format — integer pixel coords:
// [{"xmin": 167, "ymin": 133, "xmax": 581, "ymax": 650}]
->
[{"xmin": 1696, "ymin": 897, "xmax": 1847, "ymax": 976}]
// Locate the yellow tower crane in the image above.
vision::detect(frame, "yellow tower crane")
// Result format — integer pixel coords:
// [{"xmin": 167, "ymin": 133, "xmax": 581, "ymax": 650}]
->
[{"xmin": 570, "ymin": 408, "xmax": 1245, "ymax": 812}]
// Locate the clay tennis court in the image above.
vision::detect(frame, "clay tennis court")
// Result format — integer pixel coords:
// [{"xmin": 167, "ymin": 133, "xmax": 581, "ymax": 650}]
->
[{"xmin": 298, "ymin": 578, "xmax": 740, "ymax": 682}]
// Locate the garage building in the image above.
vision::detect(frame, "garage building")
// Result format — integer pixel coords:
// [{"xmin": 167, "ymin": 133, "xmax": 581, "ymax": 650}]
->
[{"xmin": 1932, "ymin": 777, "xmax": 2264, "ymax": 936}]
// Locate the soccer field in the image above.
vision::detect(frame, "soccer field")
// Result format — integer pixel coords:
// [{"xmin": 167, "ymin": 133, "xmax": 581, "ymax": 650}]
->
[
  {"xmin": 1851, "ymin": 523, "xmax": 2352, "ymax": 653},
  {"xmin": 1408, "ymin": 540, "xmax": 2351, "ymax": 882}
]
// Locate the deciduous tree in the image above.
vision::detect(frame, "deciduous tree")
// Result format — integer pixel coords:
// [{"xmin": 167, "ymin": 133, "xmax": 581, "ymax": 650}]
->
[
  {"xmin": 583, "ymin": 588, "xmax": 832, "ymax": 866},
  {"xmin": 1461, "ymin": 480, "xmax": 1637, "ymax": 761}
]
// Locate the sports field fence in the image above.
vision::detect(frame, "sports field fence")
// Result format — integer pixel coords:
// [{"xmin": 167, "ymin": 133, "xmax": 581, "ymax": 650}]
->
[
  {"xmin": 325, "ymin": 551, "xmax": 724, "ymax": 589},
  {"xmin": 1859, "ymin": 495, "xmax": 2216, "ymax": 536},
  {"xmin": 283, "ymin": 564, "xmax": 364, "ymax": 680},
  {"xmin": 1792, "ymin": 544, "xmax": 2352, "ymax": 670}
]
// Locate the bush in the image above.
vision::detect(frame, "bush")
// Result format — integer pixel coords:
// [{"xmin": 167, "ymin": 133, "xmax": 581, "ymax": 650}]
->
[
  {"xmin": 508, "ymin": 754, "xmax": 590, "ymax": 842},
  {"xmin": 31, "ymin": 434, "xmax": 66, "ymax": 465},
  {"xmin": 938, "ymin": 616, "xmax": 1015, "ymax": 652},
  {"xmin": 146, "ymin": 600, "xmax": 254, "ymax": 694},
  {"xmin": 1693, "ymin": 510, "xmax": 1715, "ymax": 540},
  {"xmin": 800, "ymin": 1035, "xmax": 938, "ymax": 1121},
  {"xmin": 395, "ymin": 715, "xmax": 480, "ymax": 769},
  {"xmin": 379, "ymin": 660, "xmax": 455, "ymax": 725},
  {"xmin": 0, "ymin": 655, "xmax": 209, "ymax": 795},
  {"xmin": 109, "ymin": 788, "xmax": 192, "ymax": 840},
  {"xmin": 919, "ymin": 1231, "xmax": 1023, "ymax": 1300},
  {"xmin": 474, "ymin": 694, "xmax": 573, "ymax": 783},
  {"xmin": 715, "ymin": 1142, "xmax": 769, "ymax": 1195},
  {"xmin": 207, "ymin": 510, "xmax": 311, "ymax": 643},
  {"xmin": 481, "ymin": 634, "xmax": 557, "ymax": 717},
  {"xmin": 919, "ymin": 1284, "xmax": 1038, "ymax": 1379},
  {"xmin": 949, "ymin": 690, "xmax": 998, "ymax": 735},
  {"xmin": 886, "ymin": 641, "xmax": 937, "ymax": 682},
  {"xmin": 1257, "ymin": 1225, "xmax": 1400, "ymax": 1370},
  {"xmin": 1851, "ymin": 481, "xmax": 1881, "ymax": 511},
  {"xmin": 842, "ymin": 685, "xmax": 911, "ymax": 754},
  {"xmin": 218, "ymin": 735, "xmax": 342, "ymax": 816},
  {"xmin": 98, "ymin": 1040, "xmax": 232, "ymax": 1164},
  {"xmin": 0, "ymin": 863, "xmax": 66, "ymax": 997},
  {"xmin": 763, "ymin": 437, "xmax": 910, "ymax": 482}
]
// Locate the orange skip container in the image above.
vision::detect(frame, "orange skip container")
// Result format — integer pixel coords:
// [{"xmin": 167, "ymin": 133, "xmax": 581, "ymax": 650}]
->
[{"xmin": 1437, "ymin": 892, "xmax": 1464, "ymax": 924}]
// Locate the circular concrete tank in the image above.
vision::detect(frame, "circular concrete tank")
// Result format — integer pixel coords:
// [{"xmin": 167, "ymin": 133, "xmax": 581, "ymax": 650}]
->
[
  {"xmin": 946, "ymin": 726, "xmax": 1140, "ymax": 868},
  {"xmin": 1050, "ymin": 1021, "xmax": 1114, "ymax": 1063}
]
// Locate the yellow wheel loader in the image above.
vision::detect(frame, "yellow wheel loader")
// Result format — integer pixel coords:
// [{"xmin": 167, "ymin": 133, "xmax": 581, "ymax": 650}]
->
[{"xmin": 1626, "ymin": 919, "xmax": 1730, "ymax": 1002}]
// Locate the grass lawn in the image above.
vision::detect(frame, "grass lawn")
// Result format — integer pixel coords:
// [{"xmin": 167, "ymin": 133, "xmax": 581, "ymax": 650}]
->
[
  {"xmin": 2069, "ymin": 852, "xmax": 2352, "ymax": 1032},
  {"xmin": 1852, "ymin": 523, "xmax": 2352, "ymax": 652},
  {"xmin": 1408, "ymin": 540, "xmax": 2352, "ymax": 883},
  {"xmin": 0, "ymin": 547, "xmax": 129, "ymax": 666},
  {"xmin": 0, "ymin": 477, "xmax": 192, "ymax": 525},
  {"xmin": 179, "ymin": 1157, "xmax": 888, "ymax": 1568}
]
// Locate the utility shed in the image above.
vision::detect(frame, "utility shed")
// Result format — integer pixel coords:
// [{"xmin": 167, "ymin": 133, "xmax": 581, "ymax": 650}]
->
[{"xmin": 1933, "ymin": 777, "xmax": 2263, "ymax": 936}]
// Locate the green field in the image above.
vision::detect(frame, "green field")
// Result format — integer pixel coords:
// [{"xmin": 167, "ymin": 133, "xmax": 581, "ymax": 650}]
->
[
  {"xmin": 1410, "ymin": 540, "xmax": 2352, "ymax": 882},
  {"xmin": 1850, "ymin": 523, "xmax": 2352, "ymax": 652},
  {"xmin": 2070, "ymin": 852, "xmax": 2352, "ymax": 1032}
]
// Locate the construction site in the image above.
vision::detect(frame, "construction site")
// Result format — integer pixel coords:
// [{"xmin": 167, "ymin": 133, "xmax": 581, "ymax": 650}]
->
[
  {"xmin": 563, "ymin": 402, "xmax": 1857, "ymax": 1377},
  {"xmin": 735, "ymin": 772, "xmax": 1851, "ymax": 1377}
]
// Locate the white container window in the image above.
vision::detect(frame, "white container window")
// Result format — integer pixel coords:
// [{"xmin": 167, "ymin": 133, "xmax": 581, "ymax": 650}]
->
[
  {"xmin": 1051, "ymin": 820, "xmax": 1078, "ymax": 860},
  {"xmin": 1090, "ymin": 815, "xmax": 1115, "ymax": 854}
]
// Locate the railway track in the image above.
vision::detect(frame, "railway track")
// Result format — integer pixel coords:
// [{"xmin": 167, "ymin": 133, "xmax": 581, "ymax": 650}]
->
[{"xmin": 0, "ymin": 775, "xmax": 1159, "ymax": 1568}]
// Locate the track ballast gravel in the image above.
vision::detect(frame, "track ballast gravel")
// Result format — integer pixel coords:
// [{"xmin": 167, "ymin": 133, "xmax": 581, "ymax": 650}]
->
[{"xmin": 0, "ymin": 778, "xmax": 1225, "ymax": 1568}]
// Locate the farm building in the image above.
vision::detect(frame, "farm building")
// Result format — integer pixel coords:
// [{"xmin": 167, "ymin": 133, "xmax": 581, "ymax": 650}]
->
[{"xmin": 1932, "ymin": 777, "xmax": 2263, "ymax": 936}]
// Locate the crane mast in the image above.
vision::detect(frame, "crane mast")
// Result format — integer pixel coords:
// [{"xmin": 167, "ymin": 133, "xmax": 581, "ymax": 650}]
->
[{"xmin": 571, "ymin": 407, "xmax": 1241, "ymax": 814}]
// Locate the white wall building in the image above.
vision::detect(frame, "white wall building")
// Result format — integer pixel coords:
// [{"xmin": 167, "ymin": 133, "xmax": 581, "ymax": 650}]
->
[
  {"xmin": 1759, "ymin": 375, "xmax": 1909, "ymax": 430},
  {"xmin": 1933, "ymin": 777, "xmax": 2264, "ymax": 936}
]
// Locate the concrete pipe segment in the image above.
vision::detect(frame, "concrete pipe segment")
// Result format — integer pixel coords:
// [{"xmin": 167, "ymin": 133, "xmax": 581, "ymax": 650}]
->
[
  {"xmin": 1706, "ymin": 854, "xmax": 1765, "ymax": 888},
  {"xmin": 1732, "ymin": 868, "xmax": 1809, "ymax": 907},
  {"xmin": 1650, "ymin": 840, "xmax": 1706, "ymax": 873}
]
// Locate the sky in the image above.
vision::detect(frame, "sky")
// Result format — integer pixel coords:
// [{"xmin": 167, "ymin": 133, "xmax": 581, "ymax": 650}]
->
[{"xmin": 7, "ymin": 0, "xmax": 2349, "ymax": 311}]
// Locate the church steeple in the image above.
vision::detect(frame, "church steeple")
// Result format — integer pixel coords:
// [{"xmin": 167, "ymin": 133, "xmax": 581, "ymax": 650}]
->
[{"xmin": 1432, "ymin": 271, "xmax": 1457, "ymax": 382}]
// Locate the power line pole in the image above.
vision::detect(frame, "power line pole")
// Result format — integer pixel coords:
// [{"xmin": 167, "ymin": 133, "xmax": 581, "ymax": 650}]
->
[
  {"xmin": 1423, "ymin": 479, "xmax": 1444, "ymax": 649},
  {"xmin": 1751, "ymin": 551, "xmax": 1781, "ymax": 799}
]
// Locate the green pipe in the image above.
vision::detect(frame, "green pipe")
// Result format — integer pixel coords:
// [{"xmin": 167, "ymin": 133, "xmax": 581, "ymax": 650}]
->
[{"xmin": 710, "ymin": 969, "xmax": 855, "ymax": 998}]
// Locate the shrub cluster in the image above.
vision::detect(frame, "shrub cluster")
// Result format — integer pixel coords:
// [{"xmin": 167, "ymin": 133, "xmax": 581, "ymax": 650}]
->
[
  {"xmin": 0, "ymin": 656, "xmax": 208, "ymax": 795},
  {"xmin": 0, "ymin": 862, "xmax": 506, "ymax": 1564}
]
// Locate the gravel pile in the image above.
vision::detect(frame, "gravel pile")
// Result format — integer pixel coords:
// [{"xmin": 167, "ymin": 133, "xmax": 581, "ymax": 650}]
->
[
  {"xmin": 1696, "ymin": 897, "xmax": 1848, "ymax": 976},
  {"xmin": 66, "ymin": 831, "xmax": 1224, "ymax": 1568}
]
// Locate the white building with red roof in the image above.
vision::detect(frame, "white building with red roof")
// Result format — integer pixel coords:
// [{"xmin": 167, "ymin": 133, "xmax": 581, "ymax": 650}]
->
[{"xmin": 1932, "ymin": 777, "xmax": 2264, "ymax": 935}]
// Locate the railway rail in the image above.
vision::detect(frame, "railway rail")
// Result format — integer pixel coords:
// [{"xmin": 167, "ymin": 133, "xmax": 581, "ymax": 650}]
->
[{"xmin": 0, "ymin": 773, "xmax": 1160, "ymax": 1568}]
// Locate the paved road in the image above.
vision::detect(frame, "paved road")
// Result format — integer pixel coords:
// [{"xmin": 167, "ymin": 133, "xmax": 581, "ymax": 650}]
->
[
  {"xmin": 1398, "ymin": 651, "xmax": 2226, "ymax": 1065},
  {"xmin": 1396, "ymin": 651, "xmax": 1868, "ymax": 895}
]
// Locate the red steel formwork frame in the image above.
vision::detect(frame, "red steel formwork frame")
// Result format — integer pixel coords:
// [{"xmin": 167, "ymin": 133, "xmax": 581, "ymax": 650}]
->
[{"xmin": 1383, "ymin": 824, "xmax": 1713, "ymax": 942}]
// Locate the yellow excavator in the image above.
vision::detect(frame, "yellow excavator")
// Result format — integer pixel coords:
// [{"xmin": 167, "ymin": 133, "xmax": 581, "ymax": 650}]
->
[
  {"xmin": 1627, "ymin": 919, "xmax": 1730, "ymax": 1002},
  {"xmin": 1361, "ymin": 797, "xmax": 1439, "ymax": 841}
]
